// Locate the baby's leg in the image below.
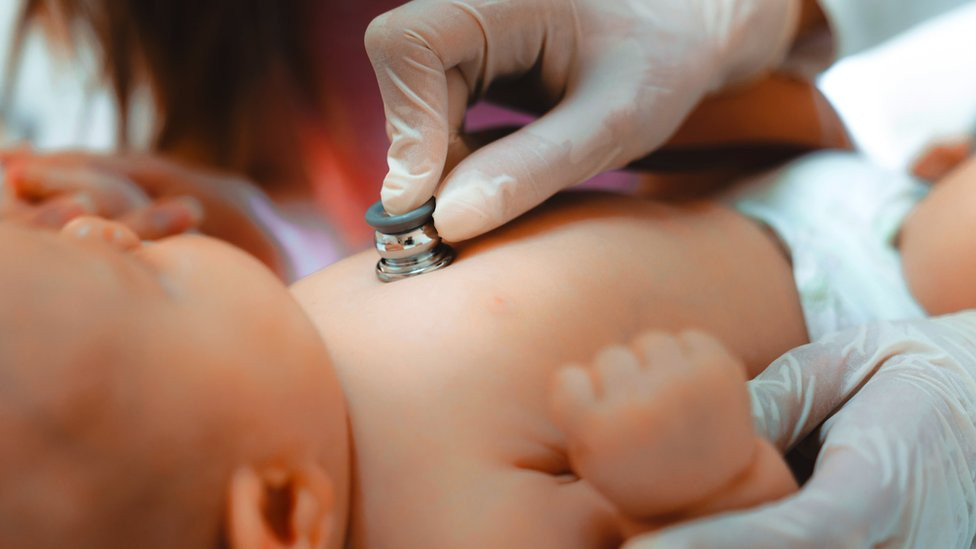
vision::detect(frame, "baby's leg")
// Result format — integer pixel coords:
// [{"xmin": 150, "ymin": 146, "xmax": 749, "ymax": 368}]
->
[{"xmin": 549, "ymin": 330, "xmax": 796, "ymax": 527}]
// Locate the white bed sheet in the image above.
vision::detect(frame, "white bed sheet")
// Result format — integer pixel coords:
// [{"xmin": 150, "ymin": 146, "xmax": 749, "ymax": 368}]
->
[{"xmin": 818, "ymin": 2, "xmax": 976, "ymax": 171}]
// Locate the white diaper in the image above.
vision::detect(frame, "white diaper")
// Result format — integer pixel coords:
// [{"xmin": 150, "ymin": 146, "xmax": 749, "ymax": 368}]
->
[{"xmin": 726, "ymin": 151, "xmax": 929, "ymax": 340}]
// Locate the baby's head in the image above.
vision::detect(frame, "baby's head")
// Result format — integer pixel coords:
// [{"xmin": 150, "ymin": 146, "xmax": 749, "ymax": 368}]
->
[{"xmin": 0, "ymin": 218, "xmax": 349, "ymax": 548}]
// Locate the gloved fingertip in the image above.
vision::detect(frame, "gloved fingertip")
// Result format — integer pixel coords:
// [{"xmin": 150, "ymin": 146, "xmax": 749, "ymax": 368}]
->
[
  {"xmin": 431, "ymin": 196, "xmax": 493, "ymax": 242},
  {"xmin": 380, "ymin": 183, "xmax": 428, "ymax": 216},
  {"xmin": 380, "ymin": 149, "xmax": 445, "ymax": 214}
]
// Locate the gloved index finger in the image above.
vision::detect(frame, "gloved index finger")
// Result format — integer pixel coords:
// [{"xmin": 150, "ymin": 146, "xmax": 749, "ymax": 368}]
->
[{"xmin": 365, "ymin": 0, "xmax": 573, "ymax": 215}]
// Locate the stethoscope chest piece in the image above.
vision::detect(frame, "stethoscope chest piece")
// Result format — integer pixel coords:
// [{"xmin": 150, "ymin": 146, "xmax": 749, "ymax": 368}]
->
[{"xmin": 365, "ymin": 198, "xmax": 455, "ymax": 282}]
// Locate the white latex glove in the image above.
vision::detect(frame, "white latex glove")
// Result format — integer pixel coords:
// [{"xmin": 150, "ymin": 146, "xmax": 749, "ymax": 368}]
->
[
  {"xmin": 627, "ymin": 312, "xmax": 976, "ymax": 548},
  {"xmin": 366, "ymin": 0, "xmax": 801, "ymax": 240}
]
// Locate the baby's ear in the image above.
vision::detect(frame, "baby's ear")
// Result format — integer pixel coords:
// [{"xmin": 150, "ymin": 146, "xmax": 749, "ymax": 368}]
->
[
  {"xmin": 226, "ymin": 463, "xmax": 336, "ymax": 549},
  {"xmin": 61, "ymin": 216, "xmax": 140, "ymax": 251}
]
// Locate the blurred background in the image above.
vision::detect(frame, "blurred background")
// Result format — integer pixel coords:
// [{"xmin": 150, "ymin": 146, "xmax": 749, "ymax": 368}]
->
[
  {"xmin": 818, "ymin": 1, "xmax": 976, "ymax": 170},
  {"xmin": 4, "ymin": 1, "xmax": 976, "ymax": 168},
  {"xmin": 2, "ymin": 0, "xmax": 975, "ymax": 279},
  {"xmin": 0, "ymin": 0, "xmax": 118, "ymax": 149}
]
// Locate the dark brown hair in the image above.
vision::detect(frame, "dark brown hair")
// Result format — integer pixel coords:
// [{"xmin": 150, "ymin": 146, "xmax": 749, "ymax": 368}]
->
[{"xmin": 7, "ymin": 0, "xmax": 325, "ymax": 178}]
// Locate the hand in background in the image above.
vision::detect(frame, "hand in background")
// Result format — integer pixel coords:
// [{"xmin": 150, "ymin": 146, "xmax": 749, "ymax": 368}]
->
[
  {"xmin": 626, "ymin": 313, "xmax": 976, "ymax": 548},
  {"xmin": 1, "ymin": 151, "xmax": 202, "ymax": 238},
  {"xmin": 1, "ymin": 150, "xmax": 293, "ymax": 279},
  {"xmin": 911, "ymin": 136, "xmax": 974, "ymax": 182}
]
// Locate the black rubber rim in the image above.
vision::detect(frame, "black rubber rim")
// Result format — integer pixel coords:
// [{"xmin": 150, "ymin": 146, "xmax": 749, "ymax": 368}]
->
[{"xmin": 365, "ymin": 197, "xmax": 436, "ymax": 234}]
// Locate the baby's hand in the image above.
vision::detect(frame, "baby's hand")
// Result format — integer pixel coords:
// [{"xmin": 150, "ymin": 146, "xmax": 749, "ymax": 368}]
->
[
  {"xmin": 0, "ymin": 149, "xmax": 293, "ymax": 279},
  {"xmin": 549, "ymin": 330, "xmax": 757, "ymax": 519},
  {"xmin": 911, "ymin": 136, "xmax": 974, "ymax": 182},
  {"xmin": 1, "ymin": 149, "xmax": 203, "ymax": 238}
]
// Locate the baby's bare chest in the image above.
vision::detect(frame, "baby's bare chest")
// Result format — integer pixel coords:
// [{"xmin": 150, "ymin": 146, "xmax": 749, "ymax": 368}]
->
[{"xmin": 343, "ymin": 368, "xmax": 620, "ymax": 548}]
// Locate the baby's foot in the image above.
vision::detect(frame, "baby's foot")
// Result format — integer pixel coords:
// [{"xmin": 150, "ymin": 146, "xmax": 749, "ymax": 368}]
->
[{"xmin": 549, "ymin": 330, "xmax": 757, "ymax": 519}]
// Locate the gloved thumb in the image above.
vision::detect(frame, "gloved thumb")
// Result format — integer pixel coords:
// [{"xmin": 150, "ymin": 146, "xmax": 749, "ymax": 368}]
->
[
  {"xmin": 747, "ymin": 324, "xmax": 902, "ymax": 451},
  {"xmin": 433, "ymin": 74, "xmax": 699, "ymax": 241}
]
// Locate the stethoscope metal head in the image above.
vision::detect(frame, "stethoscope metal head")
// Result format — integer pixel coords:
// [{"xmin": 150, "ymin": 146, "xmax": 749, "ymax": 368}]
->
[{"xmin": 365, "ymin": 198, "xmax": 455, "ymax": 282}]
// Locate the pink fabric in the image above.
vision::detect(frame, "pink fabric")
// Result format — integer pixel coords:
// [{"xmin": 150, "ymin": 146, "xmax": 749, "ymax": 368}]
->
[{"xmin": 245, "ymin": 191, "xmax": 344, "ymax": 280}]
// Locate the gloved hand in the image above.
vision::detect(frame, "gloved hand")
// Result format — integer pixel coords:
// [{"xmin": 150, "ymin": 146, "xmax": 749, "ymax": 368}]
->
[
  {"xmin": 366, "ymin": 0, "xmax": 802, "ymax": 240},
  {"xmin": 626, "ymin": 312, "xmax": 976, "ymax": 548}
]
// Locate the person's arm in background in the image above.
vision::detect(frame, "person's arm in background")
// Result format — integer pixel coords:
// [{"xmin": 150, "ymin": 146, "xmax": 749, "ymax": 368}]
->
[
  {"xmin": 0, "ymin": 150, "xmax": 298, "ymax": 280},
  {"xmin": 634, "ymin": 70, "xmax": 852, "ymax": 201},
  {"xmin": 798, "ymin": 0, "xmax": 828, "ymax": 38}
]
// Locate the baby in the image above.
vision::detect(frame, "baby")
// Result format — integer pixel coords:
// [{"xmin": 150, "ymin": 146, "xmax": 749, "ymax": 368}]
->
[
  {"xmin": 5, "ymin": 138, "xmax": 975, "ymax": 546},
  {"xmin": 0, "ymin": 187, "xmax": 808, "ymax": 548}
]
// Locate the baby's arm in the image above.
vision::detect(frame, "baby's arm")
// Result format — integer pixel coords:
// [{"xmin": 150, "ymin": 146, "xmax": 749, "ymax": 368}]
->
[{"xmin": 549, "ymin": 330, "xmax": 796, "ymax": 534}]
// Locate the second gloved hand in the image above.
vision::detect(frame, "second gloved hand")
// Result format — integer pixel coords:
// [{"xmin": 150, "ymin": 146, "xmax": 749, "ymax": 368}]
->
[
  {"xmin": 366, "ymin": 0, "xmax": 802, "ymax": 240},
  {"xmin": 626, "ymin": 312, "xmax": 976, "ymax": 548}
]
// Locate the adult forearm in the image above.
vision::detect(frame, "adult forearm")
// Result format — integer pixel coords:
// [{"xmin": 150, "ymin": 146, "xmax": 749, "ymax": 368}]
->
[{"xmin": 796, "ymin": 0, "xmax": 827, "ymax": 41}]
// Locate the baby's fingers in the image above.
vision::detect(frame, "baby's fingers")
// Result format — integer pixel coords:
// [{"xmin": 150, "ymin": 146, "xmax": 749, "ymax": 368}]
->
[
  {"xmin": 6, "ymin": 163, "xmax": 150, "ymax": 217},
  {"xmin": 16, "ymin": 192, "xmax": 97, "ymax": 229},
  {"xmin": 549, "ymin": 365, "xmax": 598, "ymax": 432},
  {"xmin": 119, "ymin": 196, "xmax": 204, "ymax": 240},
  {"xmin": 0, "ymin": 144, "xmax": 34, "ymax": 165}
]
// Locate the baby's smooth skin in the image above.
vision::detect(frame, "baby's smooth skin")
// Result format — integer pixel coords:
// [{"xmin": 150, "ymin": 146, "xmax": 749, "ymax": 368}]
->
[
  {"xmin": 293, "ymin": 192, "xmax": 805, "ymax": 546},
  {"xmin": 0, "ymin": 191, "xmax": 805, "ymax": 548}
]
